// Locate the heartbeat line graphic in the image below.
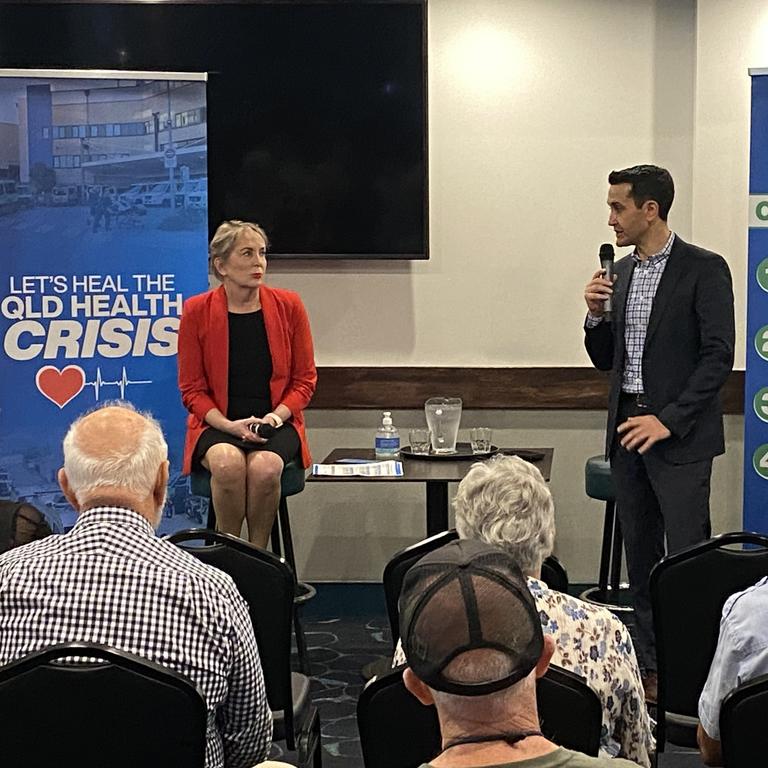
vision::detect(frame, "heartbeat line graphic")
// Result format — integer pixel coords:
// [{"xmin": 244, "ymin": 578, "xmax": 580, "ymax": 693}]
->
[{"xmin": 84, "ymin": 366, "xmax": 153, "ymax": 400}]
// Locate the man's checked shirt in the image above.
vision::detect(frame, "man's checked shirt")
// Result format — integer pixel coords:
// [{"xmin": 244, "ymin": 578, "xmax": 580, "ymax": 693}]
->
[
  {"xmin": 0, "ymin": 506, "xmax": 272, "ymax": 768},
  {"xmin": 621, "ymin": 232, "xmax": 674, "ymax": 393},
  {"xmin": 587, "ymin": 232, "xmax": 674, "ymax": 393}
]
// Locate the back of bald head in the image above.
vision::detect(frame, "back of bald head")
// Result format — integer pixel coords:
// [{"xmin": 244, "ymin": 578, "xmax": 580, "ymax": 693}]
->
[{"xmin": 61, "ymin": 401, "xmax": 168, "ymax": 505}]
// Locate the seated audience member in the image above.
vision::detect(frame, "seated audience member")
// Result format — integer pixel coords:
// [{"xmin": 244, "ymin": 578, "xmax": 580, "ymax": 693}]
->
[
  {"xmin": 399, "ymin": 538, "xmax": 640, "ymax": 768},
  {"xmin": 0, "ymin": 402, "xmax": 272, "ymax": 768},
  {"xmin": 697, "ymin": 575, "xmax": 768, "ymax": 765},
  {"xmin": 393, "ymin": 455, "xmax": 653, "ymax": 766},
  {"xmin": 0, "ymin": 500, "xmax": 52, "ymax": 553}
]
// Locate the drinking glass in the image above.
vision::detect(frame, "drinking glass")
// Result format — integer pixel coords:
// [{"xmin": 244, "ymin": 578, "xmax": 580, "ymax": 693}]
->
[
  {"xmin": 470, "ymin": 427, "xmax": 493, "ymax": 454},
  {"xmin": 424, "ymin": 397, "xmax": 462, "ymax": 454},
  {"xmin": 409, "ymin": 428, "xmax": 432, "ymax": 455}
]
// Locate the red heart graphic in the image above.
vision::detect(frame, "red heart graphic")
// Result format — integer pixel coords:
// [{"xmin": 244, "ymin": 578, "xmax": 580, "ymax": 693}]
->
[{"xmin": 35, "ymin": 365, "xmax": 86, "ymax": 409}]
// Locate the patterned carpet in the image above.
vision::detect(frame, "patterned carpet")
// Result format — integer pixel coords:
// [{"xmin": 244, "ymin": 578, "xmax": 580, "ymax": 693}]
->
[{"xmin": 271, "ymin": 584, "xmax": 392, "ymax": 768}]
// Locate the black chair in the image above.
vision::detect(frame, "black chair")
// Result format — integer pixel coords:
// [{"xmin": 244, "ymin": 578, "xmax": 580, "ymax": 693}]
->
[
  {"xmin": 537, "ymin": 664, "xmax": 602, "ymax": 756},
  {"xmin": 720, "ymin": 672, "xmax": 768, "ymax": 767},
  {"xmin": 383, "ymin": 530, "xmax": 570, "ymax": 646},
  {"xmin": 168, "ymin": 529, "xmax": 322, "ymax": 768},
  {"xmin": 0, "ymin": 642, "xmax": 207, "ymax": 768},
  {"xmin": 383, "ymin": 529, "xmax": 460, "ymax": 645},
  {"xmin": 357, "ymin": 666, "xmax": 442, "ymax": 768},
  {"xmin": 357, "ymin": 663, "xmax": 602, "ymax": 768},
  {"xmin": 540, "ymin": 554, "xmax": 569, "ymax": 593},
  {"xmin": 650, "ymin": 531, "xmax": 768, "ymax": 751}
]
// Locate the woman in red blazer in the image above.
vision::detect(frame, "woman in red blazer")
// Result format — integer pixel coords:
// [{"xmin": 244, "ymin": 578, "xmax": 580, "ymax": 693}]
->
[{"xmin": 178, "ymin": 220, "xmax": 316, "ymax": 547}]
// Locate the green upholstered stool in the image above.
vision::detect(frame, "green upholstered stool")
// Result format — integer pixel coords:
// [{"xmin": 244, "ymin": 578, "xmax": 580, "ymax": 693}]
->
[
  {"xmin": 580, "ymin": 455, "xmax": 632, "ymax": 612},
  {"xmin": 190, "ymin": 459, "xmax": 315, "ymax": 672},
  {"xmin": 584, "ymin": 455, "xmax": 615, "ymax": 501}
]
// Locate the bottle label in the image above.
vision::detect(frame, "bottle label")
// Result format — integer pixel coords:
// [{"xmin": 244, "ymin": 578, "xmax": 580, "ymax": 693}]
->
[{"xmin": 375, "ymin": 437, "xmax": 400, "ymax": 451}]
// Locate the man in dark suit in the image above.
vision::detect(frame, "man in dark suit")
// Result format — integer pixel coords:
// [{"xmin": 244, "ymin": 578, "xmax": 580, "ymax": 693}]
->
[{"xmin": 583, "ymin": 165, "xmax": 734, "ymax": 702}]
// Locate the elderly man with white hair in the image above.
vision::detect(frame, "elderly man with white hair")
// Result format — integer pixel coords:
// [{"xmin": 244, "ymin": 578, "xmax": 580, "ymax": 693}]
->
[
  {"xmin": 393, "ymin": 454, "xmax": 653, "ymax": 766},
  {"xmin": 0, "ymin": 401, "xmax": 272, "ymax": 768}
]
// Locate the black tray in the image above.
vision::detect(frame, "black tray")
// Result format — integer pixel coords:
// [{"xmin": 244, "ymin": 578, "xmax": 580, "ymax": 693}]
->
[
  {"xmin": 401, "ymin": 442, "xmax": 499, "ymax": 460},
  {"xmin": 504, "ymin": 449, "xmax": 546, "ymax": 463}
]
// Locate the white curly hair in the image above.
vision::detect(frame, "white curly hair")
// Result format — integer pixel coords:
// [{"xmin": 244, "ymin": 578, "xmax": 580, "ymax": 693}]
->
[{"xmin": 453, "ymin": 454, "xmax": 555, "ymax": 575}]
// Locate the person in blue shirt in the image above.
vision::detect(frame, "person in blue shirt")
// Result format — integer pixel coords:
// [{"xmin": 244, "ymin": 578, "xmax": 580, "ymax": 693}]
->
[{"xmin": 698, "ymin": 575, "xmax": 768, "ymax": 765}]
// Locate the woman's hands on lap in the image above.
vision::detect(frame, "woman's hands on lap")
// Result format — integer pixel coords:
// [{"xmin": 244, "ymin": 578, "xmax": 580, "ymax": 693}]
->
[
  {"xmin": 225, "ymin": 417, "xmax": 268, "ymax": 444},
  {"xmin": 202, "ymin": 407, "xmax": 283, "ymax": 445}
]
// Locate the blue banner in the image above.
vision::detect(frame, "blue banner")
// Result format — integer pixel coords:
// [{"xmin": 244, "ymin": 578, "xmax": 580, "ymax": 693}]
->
[
  {"xmin": 0, "ymin": 72, "xmax": 209, "ymax": 534},
  {"xmin": 744, "ymin": 72, "xmax": 768, "ymax": 532}
]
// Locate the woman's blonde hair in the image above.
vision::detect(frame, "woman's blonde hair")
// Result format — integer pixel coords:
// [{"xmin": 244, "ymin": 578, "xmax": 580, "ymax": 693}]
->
[{"xmin": 209, "ymin": 220, "xmax": 269, "ymax": 279}]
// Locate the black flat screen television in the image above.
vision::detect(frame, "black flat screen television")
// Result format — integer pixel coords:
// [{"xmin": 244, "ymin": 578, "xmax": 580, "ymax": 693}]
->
[{"xmin": 0, "ymin": 1, "xmax": 427, "ymax": 259}]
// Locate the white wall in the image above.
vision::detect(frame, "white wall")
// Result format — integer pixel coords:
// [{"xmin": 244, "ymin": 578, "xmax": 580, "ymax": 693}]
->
[
  {"xmin": 274, "ymin": 0, "xmax": 685, "ymax": 368},
  {"xmin": 259, "ymin": 0, "xmax": 748, "ymax": 582}
]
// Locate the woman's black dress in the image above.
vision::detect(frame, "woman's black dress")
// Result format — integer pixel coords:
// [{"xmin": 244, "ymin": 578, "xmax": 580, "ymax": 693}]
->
[{"xmin": 192, "ymin": 310, "xmax": 300, "ymax": 468}]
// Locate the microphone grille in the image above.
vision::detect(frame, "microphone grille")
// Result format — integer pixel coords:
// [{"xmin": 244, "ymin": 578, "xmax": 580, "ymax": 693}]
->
[{"xmin": 599, "ymin": 243, "xmax": 615, "ymax": 262}]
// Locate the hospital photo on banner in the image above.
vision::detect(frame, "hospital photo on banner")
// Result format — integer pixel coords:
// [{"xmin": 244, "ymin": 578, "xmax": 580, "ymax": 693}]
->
[{"xmin": 0, "ymin": 70, "xmax": 209, "ymax": 534}]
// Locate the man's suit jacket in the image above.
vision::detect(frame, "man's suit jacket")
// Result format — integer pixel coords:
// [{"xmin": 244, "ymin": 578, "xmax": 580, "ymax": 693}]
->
[
  {"xmin": 585, "ymin": 236, "xmax": 734, "ymax": 464},
  {"xmin": 178, "ymin": 284, "xmax": 317, "ymax": 474}
]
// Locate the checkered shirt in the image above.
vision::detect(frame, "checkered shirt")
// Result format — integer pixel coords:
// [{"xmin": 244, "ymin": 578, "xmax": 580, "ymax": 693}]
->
[
  {"xmin": 621, "ymin": 232, "xmax": 674, "ymax": 393},
  {"xmin": 0, "ymin": 506, "xmax": 272, "ymax": 768}
]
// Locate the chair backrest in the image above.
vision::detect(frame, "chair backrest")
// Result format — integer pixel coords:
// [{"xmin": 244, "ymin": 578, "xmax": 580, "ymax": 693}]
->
[
  {"xmin": 357, "ymin": 663, "xmax": 600, "ymax": 768},
  {"xmin": 720, "ymin": 672, "xmax": 768, "ymax": 767},
  {"xmin": 168, "ymin": 529, "xmax": 295, "ymax": 719},
  {"xmin": 0, "ymin": 642, "xmax": 207, "ymax": 767},
  {"xmin": 650, "ymin": 532, "xmax": 768, "ymax": 745},
  {"xmin": 537, "ymin": 664, "xmax": 602, "ymax": 756},
  {"xmin": 384, "ymin": 534, "xmax": 569, "ymax": 642},
  {"xmin": 357, "ymin": 666, "xmax": 442, "ymax": 768},
  {"xmin": 540, "ymin": 554, "xmax": 569, "ymax": 593},
  {"xmin": 383, "ymin": 529, "xmax": 460, "ymax": 644}
]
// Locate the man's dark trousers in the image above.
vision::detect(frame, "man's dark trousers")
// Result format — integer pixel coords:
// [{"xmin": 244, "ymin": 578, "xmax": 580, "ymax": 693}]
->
[{"xmin": 610, "ymin": 393, "xmax": 712, "ymax": 672}]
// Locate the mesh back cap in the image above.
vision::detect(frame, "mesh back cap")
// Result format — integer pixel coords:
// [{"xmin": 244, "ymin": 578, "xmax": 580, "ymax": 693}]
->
[{"xmin": 399, "ymin": 539, "xmax": 543, "ymax": 697}]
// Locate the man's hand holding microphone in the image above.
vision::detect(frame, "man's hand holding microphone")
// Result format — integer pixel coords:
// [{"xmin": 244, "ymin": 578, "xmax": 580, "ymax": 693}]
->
[{"xmin": 584, "ymin": 243, "xmax": 615, "ymax": 320}]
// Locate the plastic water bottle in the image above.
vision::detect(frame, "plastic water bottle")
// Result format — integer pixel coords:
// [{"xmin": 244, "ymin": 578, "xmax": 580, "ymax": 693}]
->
[{"xmin": 375, "ymin": 411, "xmax": 400, "ymax": 458}]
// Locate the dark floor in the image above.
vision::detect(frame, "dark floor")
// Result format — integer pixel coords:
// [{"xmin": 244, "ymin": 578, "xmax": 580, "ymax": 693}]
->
[
  {"xmin": 271, "ymin": 584, "xmax": 392, "ymax": 768},
  {"xmin": 272, "ymin": 582, "xmax": 704, "ymax": 768}
]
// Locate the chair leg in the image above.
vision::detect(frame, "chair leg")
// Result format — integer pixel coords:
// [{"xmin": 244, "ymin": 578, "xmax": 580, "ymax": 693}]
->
[
  {"xmin": 270, "ymin": 516, "xmax": 282, "ymax": 557},
  {"xmin": 312, "ymin": 707, "xmax": 323, "ymax": 768},
  {"xmin": 206, "ymin": 499, "xmax": 216, "ymax": 530},
  {"xmin": 279, "ymin": 496, "xmax": 297, "ymax": 572},
  {"xmin": 280, "ymin": 496, "xmax": 312, "ymax": 675},
  {"xmin": 294, "ymin": 606, "xmax": 311, "ymax": 675},
  {"xmin": 597, "ymin": 499, "xmax": 615, "ymax": 594},
  {"xmin": 299, "ymin": 706, "xmax": 322, "ymax": 768},
  {"xmin": 609, "ymin": 509, "xmax": 623, "ymax": 594}
]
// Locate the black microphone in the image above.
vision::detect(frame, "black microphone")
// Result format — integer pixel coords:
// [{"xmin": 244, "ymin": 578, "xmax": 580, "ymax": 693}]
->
[
  {"xmin": 249, "ymin": 422, "xmax": 276, "ymax": 439},
  {"xmin": 599, "ymin": 243, "xmax": 615, "ymax": 322}
]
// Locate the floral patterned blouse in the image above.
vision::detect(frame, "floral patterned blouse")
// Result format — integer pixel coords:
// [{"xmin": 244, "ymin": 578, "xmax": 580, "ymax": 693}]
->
[{"xmin": 392, "ymin": 575, "xmax": 653, "ymax": 767}]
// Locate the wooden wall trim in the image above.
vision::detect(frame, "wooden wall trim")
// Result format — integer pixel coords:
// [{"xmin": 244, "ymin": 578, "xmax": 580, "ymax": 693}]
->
[{"xmin": 311, "ymin": 367, "xmax": 745, "ymax": 413}]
